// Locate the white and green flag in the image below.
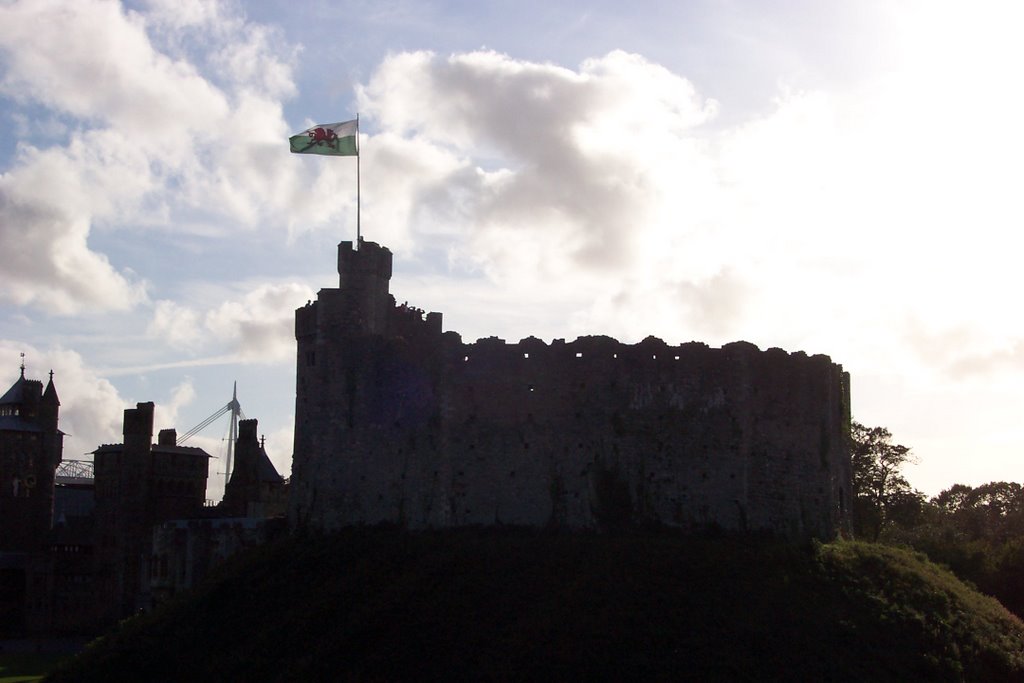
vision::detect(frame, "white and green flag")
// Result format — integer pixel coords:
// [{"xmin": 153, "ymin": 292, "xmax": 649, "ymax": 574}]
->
[{"xmin": 289, "ymin": 119, "xmax": 358, "ymax": 156}]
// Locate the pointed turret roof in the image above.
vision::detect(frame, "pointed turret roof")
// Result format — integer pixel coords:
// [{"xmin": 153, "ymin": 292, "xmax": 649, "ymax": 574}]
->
[
  {"xmin": 0, "ymin": 369, "xmax": 28, "ymax": 406},
  {"xmin": 43, "ymin": 370, "xmax": 60, "ymax": 406},
  {"xmin": 0, "ymin": 369, "xmax": 48, "ymax": 432},
  {"xmin": 257, "ymin": 444, "xmax": 285, "ymax": 484}
]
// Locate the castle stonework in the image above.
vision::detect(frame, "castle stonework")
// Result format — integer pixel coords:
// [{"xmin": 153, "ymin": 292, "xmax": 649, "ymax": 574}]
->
[
  {"xmin": 291, "ymin": 240, "xmax": 853, "ymax": 540},
  {"xmin": 0, "ymin": 369, "xmax": 62, "ymax": 553}
]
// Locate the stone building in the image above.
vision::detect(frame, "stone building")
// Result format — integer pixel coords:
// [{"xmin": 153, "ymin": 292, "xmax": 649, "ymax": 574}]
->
[
  {"xmin": 92, "ymin": 402, "xmax": 211, "ymax": 619},
  {"xmin": 150, "ymin": 418, "xmax": 288, "ymax": 607},
  {"xmin": 2, "ymin": 380, "xmax": 288, "ymax": 632},
  {"xmin": 290, "ymin": 240, "xmax": 853, "ymax": 540},
  {"xmin": 25, "ymin": 514, "xmax": 97, "ymax": 635},
  {"xmin": 0, "ymin": 366, "xmax": 63, "ymax": 552},
  {"xmin": 0, "ymin": 365, "xmax": 63, "ymax": 635}
]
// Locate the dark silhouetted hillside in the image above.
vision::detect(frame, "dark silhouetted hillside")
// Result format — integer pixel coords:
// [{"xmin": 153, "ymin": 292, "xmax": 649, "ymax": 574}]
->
[{"xmin": 47, "ymin": 529, "xmax": 1024, "ymax": 682}]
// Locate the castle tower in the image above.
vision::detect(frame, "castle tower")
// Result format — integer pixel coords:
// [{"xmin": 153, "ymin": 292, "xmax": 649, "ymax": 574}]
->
[
  {"xmin": 294, "ymin": 239, "xmax": 395, "ymax": 435},
  {"xmin": 0, "ymin": 366, "xmax": 64, "ymax": 552},
  {"xmin": 291, "ymin": 239, "xmax": 448, "ymax": 528},
  {"xmin": 337, "ymin": 238, "xmax": 393, "ymax": 335}
]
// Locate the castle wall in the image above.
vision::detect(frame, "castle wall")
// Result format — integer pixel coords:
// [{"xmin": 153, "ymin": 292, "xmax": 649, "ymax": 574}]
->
[{"xmin": 290, "ymin": 241, "xmax": 852, "ymax": 540}]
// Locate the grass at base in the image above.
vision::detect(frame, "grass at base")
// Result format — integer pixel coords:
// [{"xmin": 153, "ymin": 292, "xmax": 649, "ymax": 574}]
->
[{"xmin": 0, "ymin": 653, "xmax": 70, "ymax": 683}]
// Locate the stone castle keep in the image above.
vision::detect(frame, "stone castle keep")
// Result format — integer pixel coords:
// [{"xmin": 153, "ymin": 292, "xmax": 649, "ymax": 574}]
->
[{"xmin": 290, "ymin": 240, "xmax": 853, "ymax": 540}]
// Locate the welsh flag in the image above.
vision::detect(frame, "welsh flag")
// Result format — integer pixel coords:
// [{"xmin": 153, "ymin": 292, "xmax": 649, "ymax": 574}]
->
[{"xmin": 289, "ymin": 119, "xmax": 358, "ymax": 156}]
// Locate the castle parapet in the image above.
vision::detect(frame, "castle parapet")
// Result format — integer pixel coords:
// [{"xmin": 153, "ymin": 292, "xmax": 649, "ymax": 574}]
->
[
  {"xmin": 295, "ymin": 299, "xmax": 317, "ymax": 340},
  {"xmin": 338, "ymin": 239, "xmax": 392, "ymax": 287},
  {"xmin": 335, "ymin": 239, "xmax": 393, "ymax": 335}
]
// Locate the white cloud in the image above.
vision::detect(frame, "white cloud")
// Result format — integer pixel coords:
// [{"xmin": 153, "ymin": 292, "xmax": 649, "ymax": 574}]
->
[
  {"xmin": 354, "ymin": 44, "xmax": 1024, "ymax": 375},
  {"xmin": 355, "ymin": 50, "xmax": 754, "ymax": 342},
  {"xmin": 0, "ymin": 1, "xmax": 227, "ymax": 131},
  {"xmin": 145, "ymin": 281, "xmax": 314, "ymax": 363},
  {"xmin": 141, "ymin": 0, "xmax": 225, "ymax": 27},
  {"xmin": 354, "ymin": 132, "xmax": 465, "ymax": 250},
  {"xmin": 204, "ymin": 282, "xmax": 315, "ymax": 362},
  {"xmin": 152, "ymin": 378, "xmax": 197, "ymax": 433},
  {"xmin": 360, "ymin": 50, "xmax": 721, "ymax": 280},
  {"xmin": 0, "ymin": 183, "xmax": 147, "ymax": 312},
  {"xmin": 0, "ymin": 0, "xmax": 327, "ymax": 313},
  {"xmin": 148, "ymin": 300, "xmax": 204, "ymax": 350}
]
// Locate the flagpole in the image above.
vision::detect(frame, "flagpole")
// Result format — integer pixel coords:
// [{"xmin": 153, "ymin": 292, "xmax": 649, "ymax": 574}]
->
[{"xmin": 356, "ymin": 113, "xmax": 361, "ymax": 247}]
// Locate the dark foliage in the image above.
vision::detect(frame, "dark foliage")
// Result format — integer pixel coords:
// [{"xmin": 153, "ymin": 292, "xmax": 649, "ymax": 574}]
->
[
  {"xmin": 884, "ymin": 481, "xmax": 1024, "ymax": 620},
  {"xmin": 47, "ymin": 530, "xmax": 1024, "ymax": 683}
]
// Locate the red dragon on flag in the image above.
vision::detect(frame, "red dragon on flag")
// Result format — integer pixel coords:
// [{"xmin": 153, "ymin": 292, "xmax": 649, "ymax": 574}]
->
[{"xmin": 289, "ymin": 120, "xmax": 359, "ymax": 156}]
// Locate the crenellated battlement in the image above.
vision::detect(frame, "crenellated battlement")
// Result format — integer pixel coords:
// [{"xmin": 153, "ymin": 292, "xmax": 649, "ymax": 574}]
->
[
  {"xmin": 338, "ymin": 239, "xmax": 392, "ymax": 286},
  {"xmin": 290, "ymin": 240, "xmax": 852, "ymax": 540},
  {"xmin": 452, "ymin": 334, "xmax": 836, "ymax": 367}
]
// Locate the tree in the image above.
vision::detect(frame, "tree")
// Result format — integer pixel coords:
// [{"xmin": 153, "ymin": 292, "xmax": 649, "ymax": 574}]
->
[
  {"xmin": 915, "ymin": 482, "xmax": 1024, "ymax": 618},
  {"xmin": 850, "ymin": 421, "xmax": 924, "ymax": 540},
  {"xmin": 933, "ymin": 481, "xmax": 1024, "ymax": 542}
]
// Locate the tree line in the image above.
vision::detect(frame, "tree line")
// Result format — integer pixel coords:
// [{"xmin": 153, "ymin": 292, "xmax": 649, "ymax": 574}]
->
[{"xmin": 852, "ymin": 421, "xmax": 1024, "ymax": 618}]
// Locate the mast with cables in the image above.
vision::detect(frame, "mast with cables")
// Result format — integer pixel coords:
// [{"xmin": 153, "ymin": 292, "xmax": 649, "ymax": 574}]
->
[{"xmin": 178, "ymin": 382, "xmax": 244, "ymax": 492}]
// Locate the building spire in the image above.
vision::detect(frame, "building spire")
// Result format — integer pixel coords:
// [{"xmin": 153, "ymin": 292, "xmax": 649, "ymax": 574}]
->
[
  {"xmin": 43, "ymin": 369, "xmax": 60, "ymax": 407},
  {"xmin": 19, "ymin": 352, "xmax": 25, "ymax": 378}
]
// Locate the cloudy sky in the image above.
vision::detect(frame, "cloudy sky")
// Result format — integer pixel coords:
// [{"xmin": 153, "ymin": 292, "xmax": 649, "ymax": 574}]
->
[{"xmin": 1, "ymin": 0, "xmax": 1022, "ymax": 501}]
